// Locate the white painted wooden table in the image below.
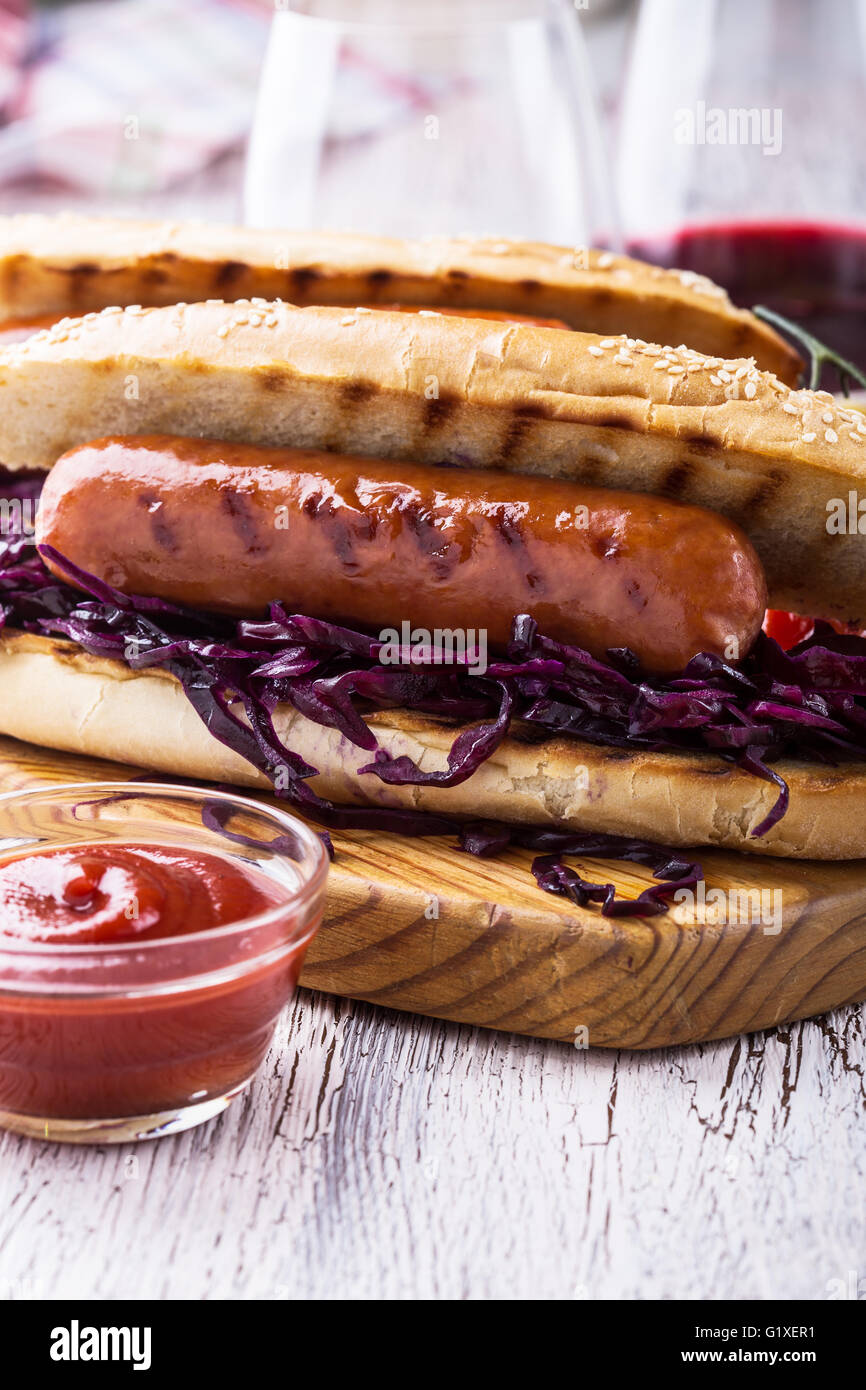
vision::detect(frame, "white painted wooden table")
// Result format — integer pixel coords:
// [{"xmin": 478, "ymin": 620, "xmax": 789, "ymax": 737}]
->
[{"xmin": 0, "ymin": 990, "xmax": 862, "ymax": 1302}]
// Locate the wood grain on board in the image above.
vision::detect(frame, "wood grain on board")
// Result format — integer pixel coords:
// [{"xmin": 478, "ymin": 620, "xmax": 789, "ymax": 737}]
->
[{"xmin": 2, "ymin": 735, "xmax": 866, "ymax": 1049}]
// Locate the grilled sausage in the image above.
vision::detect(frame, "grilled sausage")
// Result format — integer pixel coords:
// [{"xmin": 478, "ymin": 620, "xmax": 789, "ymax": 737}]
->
[{"xmin": 36, "ymin": 435, "xmax": 768, "ymax": 674}]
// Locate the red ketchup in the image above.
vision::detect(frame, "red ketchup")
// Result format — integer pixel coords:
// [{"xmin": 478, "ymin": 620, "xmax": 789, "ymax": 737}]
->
[
  {"xmin": 0, "ymin": 843, "xmax": 312, "ymax": 1123},
  {"xmin": 0, "ymin": 844, "xmax": 279, "ymax": 944}
]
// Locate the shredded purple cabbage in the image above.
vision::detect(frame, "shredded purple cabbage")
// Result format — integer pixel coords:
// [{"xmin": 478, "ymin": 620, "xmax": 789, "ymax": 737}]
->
[{"xmin": 3, "ymin": 508, "xmax": 866, "ymax": 917}]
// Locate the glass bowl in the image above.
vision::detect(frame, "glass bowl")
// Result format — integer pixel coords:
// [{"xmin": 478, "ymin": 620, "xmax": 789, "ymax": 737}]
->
[{"xmin": 0, "ymin": 782, "xmax": 329, "ymax": 1144}]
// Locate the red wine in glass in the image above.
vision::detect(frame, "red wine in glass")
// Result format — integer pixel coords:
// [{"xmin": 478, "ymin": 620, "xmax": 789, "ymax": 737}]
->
[{"xmin": 627, "ymin": 222, "xmax": 866, "ymax": 383}]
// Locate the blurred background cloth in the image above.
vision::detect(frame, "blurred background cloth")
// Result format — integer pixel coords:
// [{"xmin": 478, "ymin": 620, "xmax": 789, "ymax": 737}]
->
[
  {"xmin": 0, "ymin": 0, "xmax": 629, "ymax": 220},
  {"xmin": 0, "ymin": 0, "xmax": 270, "ymax": 207}
]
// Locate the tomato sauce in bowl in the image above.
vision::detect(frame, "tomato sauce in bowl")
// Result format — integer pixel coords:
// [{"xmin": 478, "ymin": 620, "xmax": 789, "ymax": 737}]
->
[{"xmin": 0, "ymin": 784, "xmax": 329, "ymax": 1143}]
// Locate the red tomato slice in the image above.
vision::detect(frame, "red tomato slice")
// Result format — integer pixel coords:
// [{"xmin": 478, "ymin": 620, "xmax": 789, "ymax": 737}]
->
[
  {"xmin": 762, "ymin": 610, "xmax": 815, "ymax": 649},
  {"xmin": 763, "ymin": 610, "xmax": 866, "ymax": 649}
]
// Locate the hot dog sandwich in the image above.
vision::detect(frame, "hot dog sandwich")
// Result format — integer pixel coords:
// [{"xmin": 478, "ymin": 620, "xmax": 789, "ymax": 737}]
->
[{"xmin": 2, "ymin": 222, "xmax": 866, "ymax": 872}]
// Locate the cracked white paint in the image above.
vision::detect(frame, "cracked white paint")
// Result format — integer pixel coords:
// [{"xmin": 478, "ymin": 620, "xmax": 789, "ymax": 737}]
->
[{"xmin": 0, "ymin": 998, "xmax": 861, "ymax": 1299}]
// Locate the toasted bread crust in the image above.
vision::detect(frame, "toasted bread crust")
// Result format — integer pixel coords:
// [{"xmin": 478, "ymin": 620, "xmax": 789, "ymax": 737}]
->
[
  {"xmin": 1, "ymin": 632, "xmax": 864, "ymax": 860},
  {"xmin": 0, "ymin": 214, "xmax": 801, "ymax": 381},
  {"xmin": 0, "ymin": 299, "xmax": 860, "ymax": 618}
]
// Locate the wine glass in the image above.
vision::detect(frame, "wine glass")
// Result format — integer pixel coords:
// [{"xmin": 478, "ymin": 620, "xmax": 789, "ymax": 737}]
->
[
  {"xmin": 615, "ymin": 0, "xmax": 866, "ymax": 376},
  {"xmin": 244, "ymin": 0, "xmax": 616, "ymax": 245}
]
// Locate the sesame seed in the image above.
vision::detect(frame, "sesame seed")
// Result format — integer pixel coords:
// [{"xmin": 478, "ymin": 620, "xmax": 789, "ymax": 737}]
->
[
  {"xmin": 340, "ymin": 315, "xmax": 357, "ymax": 326},
  {"xmin": 597, "ymin": 252, "xmax": 615, "ymax": 269},
  {"xmin": 782, "ymin": 401, "xmax": 798, "ymax": 414},
  {"xmin": 718, "ymin": 369, "xmax": 732, "ymax": 383},
  {"xmin": 825, "ymin": 428, "xmax": 839, "ymax": 444},
  {"xmin": 801, "ymin": 431, "xmax": 817, "ymax": 443},
  {"xmin": 615, "ymin": 352, "xmax": 633, "ymax": 366},
  {"xmin": 709, "ymin": 375, "xmax": 722, "ymax": 386},
  {"xmin": 822, "ymin": 410, "xmax": 834, "ymax": 424},
  {"xmin": 667, "ymin": 366, "xmax": 684, "ymax": 376},
  {"xmin": 654, "ymin": 361, "xmax": 668, "ymax": 370},
  {"xmin": 744, "ymin": 381, "xmax": 757, "ymax": 399},
  {"xmin": 600, "ymin": 338, "xmax": 617, "ymax": 349},
  {"xmin": 588, "ymin": 345, "xmax": 604, "ymax": 357}
]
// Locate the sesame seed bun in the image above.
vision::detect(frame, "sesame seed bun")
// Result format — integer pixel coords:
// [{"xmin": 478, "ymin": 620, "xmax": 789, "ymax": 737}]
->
[
  {"xmin": 0, "ymin": 631, "xmax": 863, "ymax": 859},
  {"xmin": 0, "ymin": 213, "xmax": 800, "ymax": 382},
  {"xmin": 0, "ymin": 299, "xmax": 860, "ymax": 619}
]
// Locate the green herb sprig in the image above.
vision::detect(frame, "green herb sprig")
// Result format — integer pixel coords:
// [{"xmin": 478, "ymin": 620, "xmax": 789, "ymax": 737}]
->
[{"xmin": 753, "ymin": 305, "xmax": 866, "ymax": 395}]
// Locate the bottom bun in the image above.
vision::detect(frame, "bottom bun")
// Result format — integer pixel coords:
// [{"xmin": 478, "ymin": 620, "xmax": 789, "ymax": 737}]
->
[{"xmin": 1, "ymin": 632, "xmax": 864, "ymax": 859}]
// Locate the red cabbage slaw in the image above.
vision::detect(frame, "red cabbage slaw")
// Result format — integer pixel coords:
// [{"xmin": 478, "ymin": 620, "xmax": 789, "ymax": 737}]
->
[{"xmin": 2, "ymin": 516, "xmax": 865, "ymax": 916}]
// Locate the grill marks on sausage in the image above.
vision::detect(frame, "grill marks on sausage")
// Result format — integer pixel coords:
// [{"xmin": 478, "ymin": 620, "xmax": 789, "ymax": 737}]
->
[
  {"xmin": 300, "ymin": 486, "xmax": 372, "ymax": 576},
  {"xmin": 300, "ymin": 474, "xmax": 475, "ymax": 582},
  {"xmin": 494, "ymin": 508, "xmax": 527, "ymax": 552},
  {"xmin": 137, "ymin": 491, "xmax": 178, "ymax": 552},
  {"xmin": 624, "ymin": 577, "xmax": 649, "ymax": 611},
  {"xmin": 591, "ymin": 532, "xmax": 623, "ymax": 561},
  {"xmin": 221, "ymin": 489, "xmax": 267, "ymax": 553},
  {"xmin": 402, "ymin": 502, "xmax": 462, "ymax": 578}
]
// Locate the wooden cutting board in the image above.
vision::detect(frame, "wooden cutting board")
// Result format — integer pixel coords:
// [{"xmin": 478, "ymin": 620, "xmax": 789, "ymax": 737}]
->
[{"xmin": 1, "ymin": 735, "xmax": 866, "ymax": 1049}]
